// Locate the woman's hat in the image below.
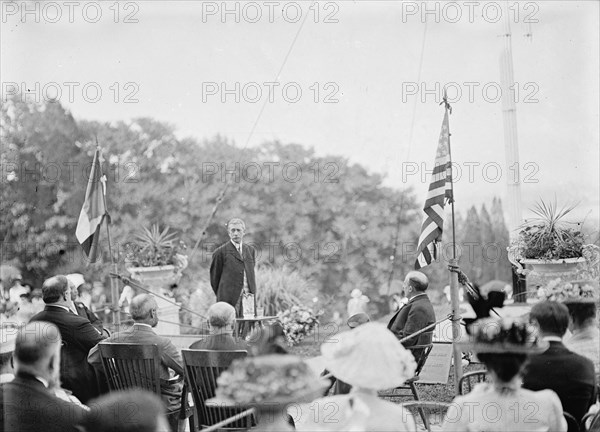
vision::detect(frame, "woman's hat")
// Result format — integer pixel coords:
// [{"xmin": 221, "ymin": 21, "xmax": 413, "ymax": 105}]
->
[
  {"xmin": 460, "ymin": 317, "xmax": 548, "ymax": 354},
  {"xmin": 320, "ymin": 322, "xmax": 416, "ymax": 390},
  {"xmin": 208, "ymin": 355, "xmax": 328, "ymax": 406}
]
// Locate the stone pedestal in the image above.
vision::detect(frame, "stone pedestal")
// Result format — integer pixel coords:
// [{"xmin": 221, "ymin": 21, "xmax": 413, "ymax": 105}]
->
[{"xmin": 127, "ymin": 265, "xmax": 182, "ymax": 335}]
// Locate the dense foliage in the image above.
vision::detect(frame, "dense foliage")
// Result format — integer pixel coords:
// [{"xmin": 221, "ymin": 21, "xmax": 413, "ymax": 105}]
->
[{"xmin": 1, "ymin": 97, "xmax": 520, "ymax": 318}]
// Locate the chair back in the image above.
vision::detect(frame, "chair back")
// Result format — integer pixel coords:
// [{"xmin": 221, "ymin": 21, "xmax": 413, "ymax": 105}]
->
[
  {"xmin": 182, "ymin": 349, "xmax": 250, "ymax": 430},
  {"xmin": 458, "ymin": 370, "xmax": 488, "ymax": 395},
  {"xmin": 401, "ymin": 401, "xmax": 450, "ymax": 432},
  {"xmin": 98, "ymin": 343, "xmax": 161, "ymax": 395}
]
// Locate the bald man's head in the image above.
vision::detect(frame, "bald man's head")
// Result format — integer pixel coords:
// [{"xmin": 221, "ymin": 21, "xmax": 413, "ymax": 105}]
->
[
  {"xmin": 14, "ymin": 321, "xmax": 62, "ymax": 385},
  {"xmin": 207, "ymin": 302, "xmax": 236, "ymax": 331},
  {"xmin": 129, "ymin": 294, "xmax": 158, "ymax": 327}
]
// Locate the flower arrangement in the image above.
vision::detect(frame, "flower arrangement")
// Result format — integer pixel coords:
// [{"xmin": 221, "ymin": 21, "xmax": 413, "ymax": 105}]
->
[
  {"xmin": 537, "ymin": 279, "xmax": 598, "ymax": 302},
  {"xmin": 510, "ymin": 199, "xmax": 584, "ymax": 261},
  {"xmin": 125, "ymin": 224, "xmax": 188, "ymax": 268},
  {"xmin": 277, "ymin": 304, "xmax": 321, "ymax": 346}
]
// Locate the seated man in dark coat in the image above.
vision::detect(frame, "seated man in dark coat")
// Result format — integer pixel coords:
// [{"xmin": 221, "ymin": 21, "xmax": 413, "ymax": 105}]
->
[
  {"xmin": 0, "ymin": 321, "xmax": 87, "ymax": 432},
  {"xmin": 522, "ymin": 301, "xmax": 597, "ymax": 423},
  {"xmin": 88, "ymin": 294, "xmax": 184, "ymax": 430},
  {"xmin": 387, "ymin": 271, "xmax": 436, "ymax": 356},
  {"xmin": 29, "ymin": 275, "xmax": 105, "ymax": 403},
  {"xmin": 189, "ymin": 302, "xmax": 249, "ymax": 351}
]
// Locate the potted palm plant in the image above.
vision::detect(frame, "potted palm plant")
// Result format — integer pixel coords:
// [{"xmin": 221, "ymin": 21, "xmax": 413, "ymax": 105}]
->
[
  {"xmin": 509, "ymin": 200, "xmax": 586, "ymax": 274},
  {"xmin": 124, "ymin": 225, "xmax": 188, "ymax": 335}
]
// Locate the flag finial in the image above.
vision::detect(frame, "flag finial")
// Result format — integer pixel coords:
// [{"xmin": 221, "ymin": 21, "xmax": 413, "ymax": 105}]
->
[{"xmin": 440, "ymin": 88, "xmax": 452, "ymax": 114}]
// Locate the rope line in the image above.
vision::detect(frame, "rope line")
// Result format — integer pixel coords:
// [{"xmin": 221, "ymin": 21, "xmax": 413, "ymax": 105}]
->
[
  {"xmin": 110, "ymin": 272, "xmax": 208, "ymax": 321},
  {"xmin": 398, "ymin": 313, "xmax": 452, "ymax": 344}
]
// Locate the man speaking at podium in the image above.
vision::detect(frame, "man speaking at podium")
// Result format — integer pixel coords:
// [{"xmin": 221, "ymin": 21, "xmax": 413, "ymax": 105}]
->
[{"xmin": 210, "ymin": 218, "xmax": 256, "ymax": 317}]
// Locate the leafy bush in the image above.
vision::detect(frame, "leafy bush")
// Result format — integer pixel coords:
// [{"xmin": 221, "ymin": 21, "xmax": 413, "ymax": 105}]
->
[{"xmin": 255, "ymin": 265, "xmax": 316, "ymax": 316}]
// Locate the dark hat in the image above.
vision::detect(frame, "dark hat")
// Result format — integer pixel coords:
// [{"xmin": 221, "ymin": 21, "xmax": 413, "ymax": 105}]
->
[{"xmin": 460, "ymin": 318, "xmax": 548, "ymax": 354}]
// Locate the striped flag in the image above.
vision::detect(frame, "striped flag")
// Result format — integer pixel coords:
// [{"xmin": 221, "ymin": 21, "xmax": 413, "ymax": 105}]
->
[
  {"xmin": 75, "ymin": 148, "xmax": 107, "ymax": 262},
  {"xmin": 415, "ymin": 111, "xmax": 454, "ymax": 269}
]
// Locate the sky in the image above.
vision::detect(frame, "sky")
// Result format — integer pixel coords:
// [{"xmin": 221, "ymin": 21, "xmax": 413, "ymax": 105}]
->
[{"xmin": 2, "ymin": 0, "xmax": 599, "ymax": 229}]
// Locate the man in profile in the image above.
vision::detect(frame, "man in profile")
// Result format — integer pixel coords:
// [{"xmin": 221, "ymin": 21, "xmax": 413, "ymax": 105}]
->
[
  {"xmin": 210, "ymin": 218, "xmax": 257, "ymax": 317},
  {"xmin": 88, "ymin": 294, "xmax": 184, "ymax": 430},
  {"xmin": 0, "ymin": 321, "xmax": 87, "ymax": 432},
  {"xmin": 190, "ymin": 302, "xmax": 249, "ymax": 351},
  {"xmin": 29, "ymin": 275, "xmax": 105, "ymax": 403},
  {"xmin": 387, "ymin": 271, "xmax": 436, "ymax": 348}
]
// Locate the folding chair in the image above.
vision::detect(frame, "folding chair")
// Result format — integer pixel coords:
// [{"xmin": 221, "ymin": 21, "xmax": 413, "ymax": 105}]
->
[
  {"xmin": 458, "ymin": 370, "xmax": 488, "ymax": 395},
  {"xmin": 400, "ymin": 401, "xmax": 451, "ymax": 432}
]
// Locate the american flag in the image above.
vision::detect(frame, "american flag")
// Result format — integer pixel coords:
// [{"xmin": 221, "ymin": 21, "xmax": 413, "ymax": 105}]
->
[{"xmin": 415, "ymin": 111, "xmax": 454, "ymax": 269}]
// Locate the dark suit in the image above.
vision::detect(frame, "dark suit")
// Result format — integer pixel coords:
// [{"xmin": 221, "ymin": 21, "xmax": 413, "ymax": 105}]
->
[
  {"xmin": 88, "ymin": 323, "xmax": 184, "ymax": 412},
  {"xmin": 522, "ymin": 340, "xmax": 597, "ymax": 422},
  {"xmin": 189, "ymin": 333, "xmax": 249, "ymax": 351},
  {"xmin": 387, "ymin": 293, "xmax": 435, "ymax": 347},
  {"xmin": 0, "ymin": 371, "xmax": 87, "ymax": 432},
  {"xmin": 210, "ymin": 241, "xmax": 256, "ymax": 309},
  {"xmin": 29, "ymin": 305, "xmax": 105, "ymax": 403},
  {"xmin": 74, "ymin": 301, "xmax": 104, "ymax": 334}
]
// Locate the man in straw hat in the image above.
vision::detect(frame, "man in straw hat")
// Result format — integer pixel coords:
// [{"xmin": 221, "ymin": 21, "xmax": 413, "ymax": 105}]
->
[
  {"xmin": 522, "ymin": 300, "xmax": 597, "ymax": 423},
  {"xmin": 442, "ymin": 317, "xmax": 567, "ymax": 431},
  {"xmin": 295, "ymin": 322, "xmax": 417, "ymax": 431}
]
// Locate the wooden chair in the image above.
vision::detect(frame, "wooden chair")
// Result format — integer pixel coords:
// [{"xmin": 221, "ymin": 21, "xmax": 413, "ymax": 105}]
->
[
  {"xmin": 98, "ymin": 343, "xmax": 191, "ymax": 432},
  {"xmin": 98, "ymin": 343, "xmax": 162, "ymax": 393},
  {"xmin": 458, "ymin": 370, "xmax": 488, "ymax": 395},
  {"xmin": 182, "ymin": 349, "xmax": 251, "ymax": 431},
  {"xmin": 400, "ymin": 401, "xmax": 450, "ymax": 432}
]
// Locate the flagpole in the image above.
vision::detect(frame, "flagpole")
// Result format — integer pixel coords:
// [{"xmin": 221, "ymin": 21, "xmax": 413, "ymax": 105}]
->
[
  {"xmin": 96, "ymin": 140, "xmax": 121, "ymax": 329},
  {"xmin": 442, "ymin": 90, "xmax": 464, "ymax": 393}
]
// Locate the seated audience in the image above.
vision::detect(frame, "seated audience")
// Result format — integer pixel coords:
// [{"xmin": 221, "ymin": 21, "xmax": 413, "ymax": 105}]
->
[
  {"xmin": 0, "ymin": 321, "xmax": 88, "ymax": 432},
  {"xmin": 189, "ymin": 302, "xmax": 249, "ymax": 351},
  {"xmin": 81, "ymin": 390, "xmax": 170, "ymax": 432},
  {"xmin": 29, "ymin": 275, "xmax": 105, "ymax": 403},
  {"xmin": 387, "ymin": 271, "xmax": 435, "ymax": 351},
  {"xmin": 523, "ymin": 301, "xmax": 597, "ymax": 423},
  {"xmin": 442, "ymin": 317, "xmax": 567, "ymax": 431},
  {"xmin": 88, "ymin": 294, "xmax": 184, "ymax": 431},
  {"xmin": 563, "ymin": 292, "xmax": 600, "ymax": 378},
  {"xmin": 295, "ymin": 322, "xmax": 417, "ymax": 431}
]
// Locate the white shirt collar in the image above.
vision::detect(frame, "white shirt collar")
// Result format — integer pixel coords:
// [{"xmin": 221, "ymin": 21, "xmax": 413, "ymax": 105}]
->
[
  {"xmin": 35, "ymin": 376, "xmax": 49, "ymax": 388},
  {"xmin": 133, "ymin": 322, "xmax": 153, "ymax": 329},
  {"xmin": 542, "ymin": 335, "xmax": 563, "ymax": 342},
  {"xmin": 47, "ymin": 304, "xmax": 73, "ymax": 313},
  {"xmin": 231, "ymin": 240, "xmax": 242, "ymax": 251},
  {"xmin": 410, "ymin": 293, "xmax": 428, "ymax": 301}
]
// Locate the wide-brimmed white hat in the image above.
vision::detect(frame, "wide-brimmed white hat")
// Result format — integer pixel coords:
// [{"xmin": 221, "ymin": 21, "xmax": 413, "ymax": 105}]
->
[{"xmin": 321, "ymin": 322, "xmax": 416, "ymax": 390}]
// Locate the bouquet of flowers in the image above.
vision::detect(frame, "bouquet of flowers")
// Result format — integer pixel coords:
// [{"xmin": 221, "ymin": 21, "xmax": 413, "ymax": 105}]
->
[
  {"xmin": 537, "ymin": 278, "xmax": 598, "ymax": 302},
  {"xmin": 277, "ymin": 305, "xmax": 321, "ymax": 346}
]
